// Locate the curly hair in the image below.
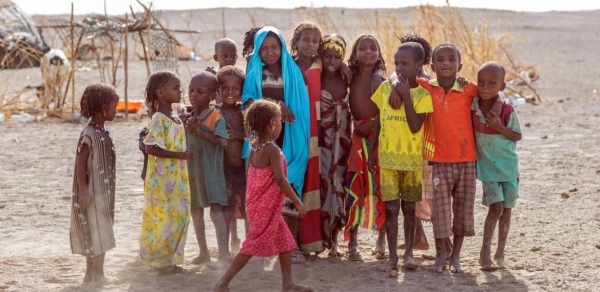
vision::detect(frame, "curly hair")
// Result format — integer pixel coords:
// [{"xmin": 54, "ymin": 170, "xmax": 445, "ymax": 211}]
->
[
  {"xmin": 79, "ymin": 83, "xmax": 118, "ymax": 118},
  {"xmin": 144, "ymin": 71, "xmax": 178, "ymax": 113},
  {"xmin": 242, "ymin": 26, "xmax": 263, "ymax": 58},
  {"xmin": 289, "ymin": 22, "xmax": 323, "ymax": 60},
  {"xmin": 244, "ymin": 99, "xmax": 280, "ymax": 142},
  {"xmin": 216, "ymin": 65, "xmax": 245, "ymax": 85},
  {"xmin": 432, "ymin": 42, "xmax": 462, "ymax": 63},
  {"xmin": 347, "ymin": 35, "xmax": 386, "ymax": 75},
  {"xmin": 399, "ymin": 34, "xmax": 432, "ymax": 65}
]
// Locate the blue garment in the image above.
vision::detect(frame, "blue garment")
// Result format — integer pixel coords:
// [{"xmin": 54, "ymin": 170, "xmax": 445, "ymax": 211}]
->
[{"xmin": 241, "ymin": 26, "xmax": 310, "ymax": 196}]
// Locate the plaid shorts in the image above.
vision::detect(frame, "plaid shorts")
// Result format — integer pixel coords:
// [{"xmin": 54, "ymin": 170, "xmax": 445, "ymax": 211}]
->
[{"xmin": 431, "ymin": 161, "xmax": 476, "ymax": 239}]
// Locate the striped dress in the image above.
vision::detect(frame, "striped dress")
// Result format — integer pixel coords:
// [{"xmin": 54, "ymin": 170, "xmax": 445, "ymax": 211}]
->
[{"xmin": 70, "ymin": 125, "xmax": 116, "ymax": 257}]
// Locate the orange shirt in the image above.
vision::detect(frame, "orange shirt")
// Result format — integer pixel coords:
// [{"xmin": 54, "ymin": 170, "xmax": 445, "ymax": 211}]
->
[{"xmin": 419, "ymin": 79, "xmax": 478, "ymax": 163}]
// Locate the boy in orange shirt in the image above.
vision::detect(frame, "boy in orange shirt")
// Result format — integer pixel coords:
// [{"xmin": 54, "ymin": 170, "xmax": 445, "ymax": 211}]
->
[{"xmin": 417, "ymin": 43, "xmax": 478, "ymax": 273}]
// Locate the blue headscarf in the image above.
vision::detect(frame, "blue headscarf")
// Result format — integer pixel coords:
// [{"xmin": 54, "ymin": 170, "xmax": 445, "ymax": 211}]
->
[{"xmin": 242, "ymin": 26, "xmax": 309, "ymax": 197}]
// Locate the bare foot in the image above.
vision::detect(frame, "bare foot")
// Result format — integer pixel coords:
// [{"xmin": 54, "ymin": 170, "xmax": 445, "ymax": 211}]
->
[
  {"xmin": 383, "ymin": 256, "xmax": 399, "ymax": 273},
  {"xmin": 282, "ymin": 283, "xmax": 314, "ymax": 292},
  {"xmin": 91, "ymin": 274, "xmax": 109, "ymax": 287},
  {"xmin": 480, "ymin": 252, "xmax": 498, "ymax": 271},
  {"xmin": 213, "ymin": 280, "xmax": 230, "ymax": 292},
  {"xmin": 207, "ymin": 259, "xmax": 231, "ymax": 270},
  {"xmin": 403, "ymin": 255, "xmax": 419, "ymax": 270},
  {"xmin": 82, "ymin": 272, "xmax": 93, "ymax": 285},
  {"xmin": 449, "ymin": 257, "xmax": 463, "ymax": 273},
  {"xmin": 428, "ymin": 255, "xmax": 446, "ymax": 273},
  {"xmin": 494, "ymin": 254, "xmax": 507, "ymax": 269},
  {"xmin": 329, "ymin": 245, "xmax": 344, "ymax": 257},
  {"xmin": 191, "ymin": 253, "xmax": 211, "ymax": 265}
]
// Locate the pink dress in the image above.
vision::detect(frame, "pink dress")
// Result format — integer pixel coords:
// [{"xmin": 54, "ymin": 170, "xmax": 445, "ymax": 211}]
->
[{"xmin": 239, "ymin": 150, "xmax": 297, "ymax": 257}]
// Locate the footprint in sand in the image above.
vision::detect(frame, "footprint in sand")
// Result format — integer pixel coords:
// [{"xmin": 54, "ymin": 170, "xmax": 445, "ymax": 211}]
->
[{"xmin": 45, "ymin": 277, "xmax": 69, "ymax": 284}]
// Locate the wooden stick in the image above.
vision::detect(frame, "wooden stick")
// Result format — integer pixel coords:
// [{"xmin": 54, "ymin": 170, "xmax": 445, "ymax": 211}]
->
[
  {"xmin": 70, "ymin": 2, "xmax": 76, "ymax": 113},
  {"xmin": 124, "ymin": 12, "xmax": 129, "ymax": 120},
  {"xmin": 136, "ymin": 0, "xmax": 182, "ymax": 46},
  {"xmin": 131, "ymin": 6, "xmax": 151, "ymax": 79}
]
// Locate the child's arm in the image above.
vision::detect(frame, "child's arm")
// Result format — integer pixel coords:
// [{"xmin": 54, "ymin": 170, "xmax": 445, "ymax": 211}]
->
[
  {"xmin": 185, "ymin": 118, "xmax": 229, "ymax": 147},
  {"xmin": 368, "ymin": 118, "xmax": 380, "ymax": 173},
  {"xmin": 485, "ymin": 111, "xmax": 522, "ymax": 141},
  {"xmin": 75, "ymin": 144, "xmax": 93, "ymax": 208},
  {"xmin": 266, "ymin": 145, "xmax": 307, "ymax": 219},
  {"xmin": 145, "ymin": 145, "xmax": 194, "ymax": 160},
  {"xmin": 395, "ymin": 78, "xmax": 425, "ymax": 133},
  {"xmin": 340, "ymin": 62, "xmax": 353, "ymax": 83}
]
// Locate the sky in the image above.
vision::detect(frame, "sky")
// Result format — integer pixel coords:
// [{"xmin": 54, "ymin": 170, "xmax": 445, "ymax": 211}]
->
[{"xmin": 11, "ymin": 0, "xmax": 600, "ymax": 15}]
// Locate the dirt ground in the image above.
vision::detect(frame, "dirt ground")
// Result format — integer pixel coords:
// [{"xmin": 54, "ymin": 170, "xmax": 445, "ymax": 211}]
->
[{"xmin": 1, "ymin": 7, "xmax": 599, "ymax": 292}]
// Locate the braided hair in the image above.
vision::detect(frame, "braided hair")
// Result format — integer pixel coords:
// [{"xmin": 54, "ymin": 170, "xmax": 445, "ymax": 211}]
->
[
  {"xmin": 289, "ymin": 22, "xmax": 323, "ymax": 60},
  {"xmin": 244, "ymin": 99, "xmax": 280, "ymax": 143},
  {"xmin": 242, "ymin": 26, "xmax": 263, "ymax": 59},
  {"xmin": 79, "ymin": 83, "xmax": 117, "ymax": 118},
  {"xmin": 347, "ymin": 35, "xmax": 386, "ymax": 75},
  {"xmin": 144, "ymin": 71, "xmax": 178, "ymax": 113},
  {"xmin": 399, "ymin": 34, "xmax": 432, "ymax": 66}
]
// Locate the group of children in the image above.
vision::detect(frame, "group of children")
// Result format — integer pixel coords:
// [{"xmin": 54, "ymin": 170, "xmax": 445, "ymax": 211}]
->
[{"xmin": 69, "ymin": 21, "xmax": 521, "ymax": 290}]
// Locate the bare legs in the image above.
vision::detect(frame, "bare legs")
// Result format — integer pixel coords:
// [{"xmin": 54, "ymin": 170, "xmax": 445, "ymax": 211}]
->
[
  {"xmin": 191, "ymin": 204, "xmax": 233, "ymax": 265},
  {"xmin": 213, "ymin": 251, "xmax": 313, "ymax": 292},
  {"xmin": 82, "ymin": 253, "xmax": 106, "ymax": 286},
  {"xmin": 495, "ymin": 207, "xmax": 511, "ymax": 269},
  {"xmin": 191, "ymin": 208, "xmax": 210, "ymax": 264},
  {"xmin": 384, "ymin": 200, "xmax": 400, "ymax": 272},
  {"xmin": 479, "ymin": 202, "xmax": 503, "ymax": 270},
  {"xmin": 401, "ymin": 201, "xmax": 418, "ymax": 269}
]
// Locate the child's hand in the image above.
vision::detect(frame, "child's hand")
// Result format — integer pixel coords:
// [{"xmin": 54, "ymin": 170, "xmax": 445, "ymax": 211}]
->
[
  {"xmin": 78, "ymin": 192, "xmax": 93, "ymax": 209},
  {"xmin": 340, "ymin": 63, "xmax": 352, "ymax": 83},
  {"xmin": 179, "ymin": 150, "xmax": 195, "ymax": 161},
  {"xmin": 394, "ymin": 75, "xmax": 411, "ymax": 100},
  {"xmin": 179, "ymin": 112, "xmax": 191, "ymax": 124},
  {"xmin": 227, "ymin": 124, "xmax": 245, "ymax": 140},
  {"xmin": 388, "ymin": 85, "xmax": 403, "ymax": 110},
  {"xmin": 279, "ymin": 102, "xmax": 296, "ymax": 124},
  {"xmin": 457, "ymin": 77, "xmax": 468, "ymax": 89},
  {"xmin": 367, "ymin": 153, "xmax": 377, "ymax": 173},
  {"xmin": 485, "ymin": 111, "xmax": 504, "ymax": 132},
  {"xmin": 295, "ymin": 202, "xmax": 307, "ymax": 219},
  {"xmin": 355, "ymin": 120, "xmax": 373, "ymax": 138}
]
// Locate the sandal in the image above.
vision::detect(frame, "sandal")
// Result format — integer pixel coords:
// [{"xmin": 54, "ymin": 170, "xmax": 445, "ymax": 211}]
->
[
  {"xmin": 347, "ymin": 251, "xmax": 364, "ymax": 262},
  {"xmin": 373, "ymin": 250, "xmax": 388, "ymax": 260}
]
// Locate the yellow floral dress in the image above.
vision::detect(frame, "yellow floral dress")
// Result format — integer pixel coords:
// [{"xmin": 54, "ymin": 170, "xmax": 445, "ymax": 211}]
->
[{"xmin": 139, "ymin": 112, "xmax": 190, "ymax": 268}]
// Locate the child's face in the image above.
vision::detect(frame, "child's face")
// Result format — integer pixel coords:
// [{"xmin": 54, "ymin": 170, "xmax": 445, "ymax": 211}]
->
[
  {"xmin": 394, "ymin": 49, "xmax": 421, "ymax": 81},
  {"xmin": 214, "ymin": 43, "xmax": 238, "ymax": 68},
  {"xmin": 270, "ymin": 111, "xmax": 283, "ymax": 139},
  {"xmin": 219, "ymin": 74, "xmax": 243, "ymax": 105},
  {"xmin": 104, "ymin": 95, "xmax": 119, "ymax": 121},
  {"xmin": 432, "ymin": 47, "xmax": 462, "ymax": 79},
  {"xmin": 296, "ymin": 28, "xmax": 321, "ymax": 59},
  {"xmin": 188, "ymin": 77, "xmax": 215, "ymax": 110},
  {"xmin": 321, "ymin": 48, "xmax": 343, "ymax": 74},
  {"xmin": 477, "ymin": 68, "xmax": 506, "ymax": 100},
  {"xmin": 158, "ymin": 77, "xmax": 182, "ymax": 104},
  {"xmin": 356, "ymin": 37, "xmax": 379, "ymax": 66},
  {"xmin": 259, "ymin": 35, "xmax": 282, "ymax": 66}
]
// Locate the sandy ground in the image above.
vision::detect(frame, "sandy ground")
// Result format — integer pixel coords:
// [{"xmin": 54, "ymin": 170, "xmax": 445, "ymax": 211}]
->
[{"xmin": 1, "ymin": 7, "xmax": 600, "ymax": 292}]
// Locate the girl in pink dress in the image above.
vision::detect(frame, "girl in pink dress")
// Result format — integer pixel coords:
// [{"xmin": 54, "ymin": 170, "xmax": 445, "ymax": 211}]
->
[{"xmin": 214, "ymin": 100, "xmax": 312, "ymax": 292}]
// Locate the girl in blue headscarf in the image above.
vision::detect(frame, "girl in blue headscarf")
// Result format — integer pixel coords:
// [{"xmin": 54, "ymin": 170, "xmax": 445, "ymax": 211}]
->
[{"xmin": 242, "ymin": 26, "xmax": 310, "ymax": 209}]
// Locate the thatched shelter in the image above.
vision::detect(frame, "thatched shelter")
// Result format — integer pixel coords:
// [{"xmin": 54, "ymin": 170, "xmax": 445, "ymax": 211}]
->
[{"xmin": 0, "ymin": 0, "xmax": 49, "ymax": 69}]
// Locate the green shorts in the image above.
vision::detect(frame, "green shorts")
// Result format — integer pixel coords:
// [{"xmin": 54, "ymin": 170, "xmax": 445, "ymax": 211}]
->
[
  {"xmin": 482, "ymin": 180, "xmax": 519, "ymax": 208},
  {"xmin": 380, "ymin": 169, "xmax": 422, "ymax": 202}
]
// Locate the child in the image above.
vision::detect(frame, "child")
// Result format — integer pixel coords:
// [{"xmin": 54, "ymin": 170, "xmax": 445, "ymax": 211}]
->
[
  {"xmin": 213, "ymin": 100, "xmax": 311, "ymax": 292},
  {"xmin": 70, "ymin": 84, "xmax": 119, "ymax": 286},
  {"xmin": 208, "ymin": 38, "xmax": 239, "ymax": 103},
  {"xmin": 320, "ymin": 34, "xmax": 351, "ymax": 257},
  {"xmin": 139, "ymin": 71, "xmax": 194, "ymax": 274},
  {"xmin": 242, "ymin": 26, "xmax": 310, "ymax": 262},
  {"xmin": 216, "ymin": 65, "xmax": 247, "ymax": 253},
  {"xmin": 473, "ymin": 62, "xmax": 521, "ymax": 271},
  {"xmin": 290, "ymin": 21, "xmax": 325, "ymax": 258},
  {"xmin": 369, "ymin": 42, "xmax": 433, "ymax": 273},
  {"xmin": 242, "ymin": 27, "xmax": 263, "ymax": 63},
  {"xmin": 184, "ymin": 72, "xmax": 231, "ymax": 266},
  {"xmin": 344, "ymin": 35, "xmax": 387, "ymax": 261},
  {"xmin": 416, "ymin": 43, "xmax": 478, "ymax": 273}
]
